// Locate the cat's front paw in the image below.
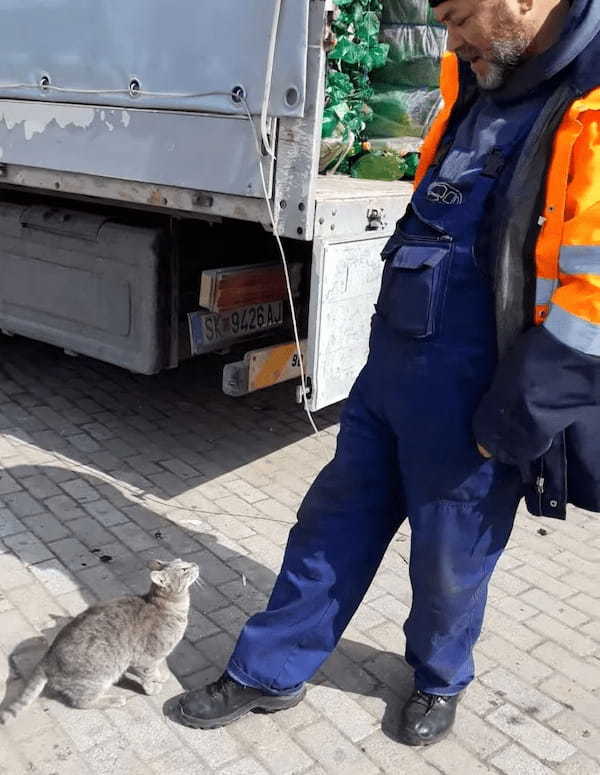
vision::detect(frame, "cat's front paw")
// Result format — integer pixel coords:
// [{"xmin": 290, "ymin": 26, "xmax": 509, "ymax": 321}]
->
[
  {"xmin": 142, "ymin": 680, "xmax": 163, "ymax": 696},
  {"xmin": 0, "ymin": 709, "xmax": 16, "ymax": 726},
  {"xmin": 159, "ymin": 663, "xmax": 171, "ymax": 681}
]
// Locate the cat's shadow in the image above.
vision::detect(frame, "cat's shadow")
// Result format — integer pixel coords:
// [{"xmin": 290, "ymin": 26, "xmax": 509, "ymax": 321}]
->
[
  {"xmin": 1, "ymin": 633, "xmax": 49, "ymax": 710},
  {"xmin": 0, "ymin": 465, "xmax": 411, "ymax": 742}
]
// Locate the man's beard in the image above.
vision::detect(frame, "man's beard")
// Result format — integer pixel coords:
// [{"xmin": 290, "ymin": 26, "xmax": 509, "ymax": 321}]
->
[
  {"xmin": 458, "ymin": 15, "xmax": 532, "ymax": 91},
  {"xmin": 476, "ymin": 36, "xmax": 531, "ymax": 90}
]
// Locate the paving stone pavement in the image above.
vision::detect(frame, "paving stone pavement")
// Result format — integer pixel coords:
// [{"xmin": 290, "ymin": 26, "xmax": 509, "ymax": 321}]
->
[{"xmin": 0, "ymin": 336, "xmax": 599, "ymax": 774}]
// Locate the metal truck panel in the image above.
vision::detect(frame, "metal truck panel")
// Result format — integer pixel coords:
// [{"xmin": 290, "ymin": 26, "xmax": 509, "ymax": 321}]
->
[
  {"xmin": 306, "ymin": 181, "xmax": 412, "ymax": 410},
  {"xmin": 0, "ymin": 0, "xmax": 309, "ymax": 118},
  {"xmin": 0, "ymin": 201, "xmax": 174, "ymax": 374},
  {"xmin": 313, "ymin": 177, "xmax": 414, "ymax": 239},
  {"xmin": 0, "ymin": 101, "xmax": 274, "ymax": 198},
  {"xmin": 307, "ymin": 235, "xmax": 388, "ymax": 410},
  {"xmin": 0, "ymin": 1, "xmax": 330, "ymax": 240},
  {"xmin": 0, "ymin": 164, "xmax": 270, "ymax": 226}
]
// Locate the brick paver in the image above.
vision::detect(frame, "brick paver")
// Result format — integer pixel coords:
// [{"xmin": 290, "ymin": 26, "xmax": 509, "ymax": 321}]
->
[{"xmin": 0, "ymin": 337, "xmax": 599, "ymax": 774}]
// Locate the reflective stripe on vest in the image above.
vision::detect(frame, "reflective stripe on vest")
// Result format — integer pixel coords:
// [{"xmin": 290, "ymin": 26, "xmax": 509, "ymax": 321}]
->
[
  {"xmin": 544, "ymin": 304, "xmax": 600, "ymax": 355},
  {"xmin": 560, "ymin": 245, "xmax": 600, "ymax": 275},
  {"xmin": 536, "ymin": 277, "xmax": 559, "ymax": 305}
]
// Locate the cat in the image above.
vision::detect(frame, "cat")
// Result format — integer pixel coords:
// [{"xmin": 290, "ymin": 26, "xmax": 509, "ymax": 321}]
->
[{"xmin": 0, "ymin": 558, "xmax": 199, "ymax": 724}]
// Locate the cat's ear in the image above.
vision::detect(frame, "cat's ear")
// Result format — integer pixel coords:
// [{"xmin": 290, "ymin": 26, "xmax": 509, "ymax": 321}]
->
[
  {"xmin": 147, "ymin": 559, "xmax": 168, "ymax": 571},
  {"xmin": 150, "ymin": 570, "xmax": 169, "ymax": 588}
]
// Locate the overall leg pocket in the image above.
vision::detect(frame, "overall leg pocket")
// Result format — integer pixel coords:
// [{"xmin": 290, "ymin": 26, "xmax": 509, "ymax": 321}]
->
[{"xmin": 376, "ymin": 238, "xmax": 454, "ymax": 339}]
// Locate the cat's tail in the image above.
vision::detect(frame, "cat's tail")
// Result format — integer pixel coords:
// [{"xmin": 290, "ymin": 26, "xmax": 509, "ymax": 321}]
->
[{"xmin": 0, "ymin": 664, "xmax": 47, "ymax": 725}]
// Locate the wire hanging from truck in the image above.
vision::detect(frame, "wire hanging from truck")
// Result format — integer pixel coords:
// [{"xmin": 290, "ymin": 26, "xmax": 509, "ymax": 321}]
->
[{"xmin": 241, "ymin": 96, "xmax": 320, "ymax": 436}]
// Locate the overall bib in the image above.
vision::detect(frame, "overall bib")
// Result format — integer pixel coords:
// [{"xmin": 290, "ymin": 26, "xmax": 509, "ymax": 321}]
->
[{"xmin": 228, "ymin": 93, "xmax": 543, "ymax": 696}]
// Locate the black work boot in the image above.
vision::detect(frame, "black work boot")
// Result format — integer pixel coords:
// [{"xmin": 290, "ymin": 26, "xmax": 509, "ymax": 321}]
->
[
  {"xmin": 176, "ymin": 672, "xmax": 306, "ymax": 730},
  {"xmin": 398, "ymin": 689, "xmax": 460, "ymax": 746}
]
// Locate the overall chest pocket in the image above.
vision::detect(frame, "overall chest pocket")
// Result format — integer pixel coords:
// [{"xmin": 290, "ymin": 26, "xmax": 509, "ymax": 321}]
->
[{"xmin": 376, "ymin": 234, "xmax": 454, "ymax": 339}]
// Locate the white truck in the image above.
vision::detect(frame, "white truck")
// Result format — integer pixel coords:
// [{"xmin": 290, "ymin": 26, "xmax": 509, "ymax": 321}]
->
[{"xmin": 0, "ymin": 0, "xmax": 412, "ymax": 411}]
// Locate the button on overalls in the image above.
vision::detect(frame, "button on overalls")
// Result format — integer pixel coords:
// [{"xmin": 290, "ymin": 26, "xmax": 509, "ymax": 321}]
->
[{"xmin": 228, "ymin": 93, "xmax": 545, "ymax": 696}]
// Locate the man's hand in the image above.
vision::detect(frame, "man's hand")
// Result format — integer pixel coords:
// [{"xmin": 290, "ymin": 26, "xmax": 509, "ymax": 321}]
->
[{"xmin": 477, "ymin": 443, "xmax": 493, "ymax": 459}]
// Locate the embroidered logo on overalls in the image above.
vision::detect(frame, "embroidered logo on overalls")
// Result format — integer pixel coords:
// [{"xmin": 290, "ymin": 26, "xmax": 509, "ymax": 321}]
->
[{"xmin": 426, "ymin": 181, "xmax": 464, "ymax": 206}]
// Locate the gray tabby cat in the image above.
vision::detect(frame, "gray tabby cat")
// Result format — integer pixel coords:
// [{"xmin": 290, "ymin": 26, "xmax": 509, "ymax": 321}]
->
[{"xmin": 0, "ymin": 558, "xmax": 199, "ymax": 724}]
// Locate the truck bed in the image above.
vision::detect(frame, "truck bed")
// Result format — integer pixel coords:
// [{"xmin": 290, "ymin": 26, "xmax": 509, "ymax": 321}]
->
[{"xmin": 315, "ymin": 175, "xmax": 414, "ymax": 200}]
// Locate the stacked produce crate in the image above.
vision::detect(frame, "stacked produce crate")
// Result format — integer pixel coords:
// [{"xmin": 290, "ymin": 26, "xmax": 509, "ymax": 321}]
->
[{"xmin": 321, "ymin": 0, "xmax": 446, "ymax": 180}]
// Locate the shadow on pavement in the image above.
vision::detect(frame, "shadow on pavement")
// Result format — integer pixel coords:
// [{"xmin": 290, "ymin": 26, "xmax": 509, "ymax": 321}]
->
[
  {"xmin": 0, "ymin": 336, "xmax": 341, "ymax": 503},
  {"xmin": 0, "ymin": 465, "xmax": 413, "ymax": 744}
]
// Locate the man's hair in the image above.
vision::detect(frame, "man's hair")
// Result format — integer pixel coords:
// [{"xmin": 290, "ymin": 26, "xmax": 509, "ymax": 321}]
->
[{"xmin": 429, "ymin": 0, "xmax": 444, "ymax": 6}]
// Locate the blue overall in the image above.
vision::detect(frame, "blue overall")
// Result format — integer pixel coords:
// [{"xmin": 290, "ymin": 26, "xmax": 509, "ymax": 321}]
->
[{"xmin": 227, "ymin": 94, "xmax": 545, "ymax": 696}]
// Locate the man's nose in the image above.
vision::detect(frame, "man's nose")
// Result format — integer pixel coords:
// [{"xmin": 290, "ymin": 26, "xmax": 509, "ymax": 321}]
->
[{"xmin": 446, "ymin": 27, "xmax": 464, "ymax": 52}]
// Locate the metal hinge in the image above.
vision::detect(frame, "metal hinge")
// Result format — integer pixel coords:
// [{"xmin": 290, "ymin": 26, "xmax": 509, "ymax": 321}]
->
[
  {"xmin": 366, "ymin": 208, "xmax": 385, "ymax": 232},
  {"xmin": 296, "ymin": 376, "xmax": 313, "ymax": 404}
]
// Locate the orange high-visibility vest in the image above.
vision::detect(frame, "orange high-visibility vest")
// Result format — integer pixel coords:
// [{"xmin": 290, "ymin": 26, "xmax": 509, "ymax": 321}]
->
[{"xmin": 416, "ymin": 53, "xmax": 600, "ymax": 356}]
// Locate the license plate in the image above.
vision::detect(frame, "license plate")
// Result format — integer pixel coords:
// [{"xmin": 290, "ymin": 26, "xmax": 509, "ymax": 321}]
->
[{"xmin": 188, "ymin": 301, "xmax": 284, "ymax": 355}]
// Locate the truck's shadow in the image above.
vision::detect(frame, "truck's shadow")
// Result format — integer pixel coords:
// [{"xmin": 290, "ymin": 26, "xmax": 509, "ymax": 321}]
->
[
  {"xmin": 0, "ymin": 335, "xmax": 342, "ymax": 499},
  {"xmin": 0, "ymin": 340, "xmax": 412, "ymax": 742}
]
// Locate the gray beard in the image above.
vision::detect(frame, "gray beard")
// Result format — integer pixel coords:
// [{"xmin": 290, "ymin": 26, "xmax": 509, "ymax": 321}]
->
[
  {"xmin": 477, "ymin": 61, "xmax": 509, "ymax": 90},
  {"xmin": 476, "ymin": 36, "xmax": 531, "ymax": 90}
]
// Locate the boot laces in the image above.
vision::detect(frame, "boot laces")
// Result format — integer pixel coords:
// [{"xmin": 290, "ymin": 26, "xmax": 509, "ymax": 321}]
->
[
  {"xmin": 207, "ymin": 672, "xmax": 235, "ymax": 699},
  {"xmin": 415, "ymin": 690, "xmax": 448, "ymax": 713}
]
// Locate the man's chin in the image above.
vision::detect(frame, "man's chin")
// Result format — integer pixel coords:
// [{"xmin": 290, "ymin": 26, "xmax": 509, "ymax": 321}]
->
[{"xmin": 472, "ymin": 60, "xmax": 507, "ymax": 90}]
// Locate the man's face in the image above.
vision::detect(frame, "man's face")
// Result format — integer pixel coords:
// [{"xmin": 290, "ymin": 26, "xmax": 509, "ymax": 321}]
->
[{"xmin": 433, "ymin": 0, "xmax": 534, "ymax": 90}]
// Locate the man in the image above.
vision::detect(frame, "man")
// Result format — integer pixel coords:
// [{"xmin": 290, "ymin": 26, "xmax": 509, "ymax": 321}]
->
[{"xmin": 174, "ymin": 0, "xmax": 600, "ymax": 747}]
